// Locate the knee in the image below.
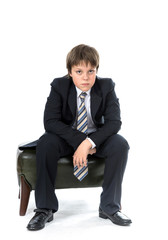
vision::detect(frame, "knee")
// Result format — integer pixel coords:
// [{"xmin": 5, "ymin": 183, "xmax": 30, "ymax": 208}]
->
[
  {"xmin": 37, "ymin": 132, "xmax": 60, "ymax": 151},
  {"xmin": 104, "ymin": 134, "xmax": 130, "ymax": 155},
  {"xmin": 113, "ymin": 134, "xmax": 130, "ymax": 152}
]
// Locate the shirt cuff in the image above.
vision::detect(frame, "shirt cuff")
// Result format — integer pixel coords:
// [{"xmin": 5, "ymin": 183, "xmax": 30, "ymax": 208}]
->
[{"xmin": 86, "ymin": 137, "xmax": 96, "ymax": 149}]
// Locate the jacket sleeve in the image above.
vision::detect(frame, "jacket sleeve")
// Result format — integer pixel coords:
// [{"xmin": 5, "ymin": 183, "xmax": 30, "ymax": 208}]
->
[
  {"xmin": 89, "ymin": 82, "xmax": 122, "ymax": 148},
  {"xmin": 44, "ymin": 86, "xmax": 86, "ymax": 150}
]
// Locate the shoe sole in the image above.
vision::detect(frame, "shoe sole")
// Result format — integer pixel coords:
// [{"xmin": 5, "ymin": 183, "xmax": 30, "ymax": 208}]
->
[{"xmin": 99, "ymin": 212, "xmax": 131, "ymax": 226}]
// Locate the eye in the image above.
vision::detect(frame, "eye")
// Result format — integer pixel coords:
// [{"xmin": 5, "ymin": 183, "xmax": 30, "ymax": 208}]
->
[
  {"xmin": 76, "ymin": 70, "xmax": 82, "ymax": 74},
  {"xmin": 89, "ymin": 69, "xmax": 95, "ymax": 74}
]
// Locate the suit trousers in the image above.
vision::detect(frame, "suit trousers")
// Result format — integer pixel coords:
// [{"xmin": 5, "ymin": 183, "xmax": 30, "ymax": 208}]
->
[{"xmin": 35, "ymin": 132, "xmax": 129, "ymax": 215}]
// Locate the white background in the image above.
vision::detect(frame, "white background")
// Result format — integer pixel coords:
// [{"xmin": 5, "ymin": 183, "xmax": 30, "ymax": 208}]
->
[{"xmin": 0, "ymin": 0, "xmax": 168, "ymax": 239}]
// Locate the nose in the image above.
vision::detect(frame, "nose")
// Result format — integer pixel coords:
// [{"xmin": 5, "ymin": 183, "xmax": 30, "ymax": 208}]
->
[{"xmin": 83, "ymin": 72, "xmax": 89, "ymax": 80}]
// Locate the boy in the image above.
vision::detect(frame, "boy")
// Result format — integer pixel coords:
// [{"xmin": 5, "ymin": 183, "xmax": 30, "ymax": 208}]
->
[{"xmin": 27, "ymin": 44, "xmax": 132, "ymax": 230}]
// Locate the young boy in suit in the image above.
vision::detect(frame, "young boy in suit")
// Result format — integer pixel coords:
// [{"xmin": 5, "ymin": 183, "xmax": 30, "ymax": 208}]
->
[{"xmin": 27, "ymin": 44, "xmax": 132, "ymax": 230}]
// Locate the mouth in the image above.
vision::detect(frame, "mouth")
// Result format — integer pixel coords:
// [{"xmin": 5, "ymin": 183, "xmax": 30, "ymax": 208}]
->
[{"xmin": 81, "ymin": 83, "xmax": 89, "ymax": 86}]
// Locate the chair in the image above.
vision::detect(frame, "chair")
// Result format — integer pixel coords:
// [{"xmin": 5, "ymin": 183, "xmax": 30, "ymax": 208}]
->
[{"xmin": 17, "ymin": 147, "xmax": 105, "ymax": 216}]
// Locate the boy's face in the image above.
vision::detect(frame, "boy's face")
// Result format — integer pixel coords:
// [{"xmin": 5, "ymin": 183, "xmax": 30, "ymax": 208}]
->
[{"xmin": 70, "ymin": 62, "xmax": 96, "ymax": 92}]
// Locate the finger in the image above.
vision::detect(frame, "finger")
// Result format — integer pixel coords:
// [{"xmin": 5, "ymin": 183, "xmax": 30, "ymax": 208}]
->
[
  {"xmin": 83, "ymin": 160, "xmax": 87, "ymax": 167},
  {"xmin": 82, "ymin": 157, "xmax": 87, "ymax": 167},
  {"xmin": 75, "ymin": 158, "xmax": 80, "ymax": 168},
  {"xmin": 79, "ymin": 158, "xmax": 83, "ymax": 168},
  {"xmin": 93, "ymin": 149, "xmax": 96, "ymax": 154},
  {"xmin": 89, "ymin": 150, "xmax": 93, "ymax": 155},
  {"xmin": 83, "ymin": 157, "xmax": 88, "ymax": 167},
  {"xmin": 73, "ymin": 156, "xmax": 77, "ymax": 167}
]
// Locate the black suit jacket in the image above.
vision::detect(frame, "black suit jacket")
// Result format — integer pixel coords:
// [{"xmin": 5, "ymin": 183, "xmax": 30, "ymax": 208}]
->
[{"xmin": 19, "ymin": 76, "xmax": 121, "ymax": 150}]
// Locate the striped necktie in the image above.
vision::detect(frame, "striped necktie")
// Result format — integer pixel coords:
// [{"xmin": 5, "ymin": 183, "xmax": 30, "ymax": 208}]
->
[
  {"xmin": 74, "ymin": 92, "xmax": 88, "ymax": 181},
  {"xmin": 76, "ymin": 92, "xmax": 88, "ymax": 134}
]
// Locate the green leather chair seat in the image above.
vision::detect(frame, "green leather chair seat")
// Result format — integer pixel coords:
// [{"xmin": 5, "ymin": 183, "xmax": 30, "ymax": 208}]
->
[{"xmin": 17, "ymin": 148, "xmax": 105, "ymax": 215}]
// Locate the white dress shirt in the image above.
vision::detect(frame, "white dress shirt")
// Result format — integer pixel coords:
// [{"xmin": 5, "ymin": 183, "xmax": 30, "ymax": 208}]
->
[{"xmin": 75, "ymin": 87, "xmax": 97, "ymax": 149}]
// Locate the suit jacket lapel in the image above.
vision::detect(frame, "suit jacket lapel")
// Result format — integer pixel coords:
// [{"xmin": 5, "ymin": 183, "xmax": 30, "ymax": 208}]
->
[
  {"xmin": 91, "ymin": 83, "xmax": 102, "ymax": 120},
  {"xmin": 68, "ymin": 82, "xmax": 77, "ymax": 118}
]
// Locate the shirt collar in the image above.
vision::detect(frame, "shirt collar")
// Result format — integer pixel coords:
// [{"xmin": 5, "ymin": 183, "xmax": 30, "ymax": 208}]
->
[{"xmin": 75, "ymin": 87, "xmax": 91, "ymax": 98}]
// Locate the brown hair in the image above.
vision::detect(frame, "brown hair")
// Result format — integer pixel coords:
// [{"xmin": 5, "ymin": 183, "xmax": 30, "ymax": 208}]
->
[{"xmin": 66, "ymin": 44, "xmax": 99, "ymax": 75}]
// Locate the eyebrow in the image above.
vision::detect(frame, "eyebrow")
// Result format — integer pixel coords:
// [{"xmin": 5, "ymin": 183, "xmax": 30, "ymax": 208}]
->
[{"xmin": 75, "ymin": 67, "xmax": 95, "ymax": 70}]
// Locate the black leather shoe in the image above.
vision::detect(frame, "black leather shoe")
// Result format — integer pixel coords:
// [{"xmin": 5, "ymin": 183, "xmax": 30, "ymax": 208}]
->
[
  {"xmin": 99, "ymin": 207, "xmax": 132, "ymax": 226},
  {"xmin": 27, "ymin": 209, "xmax": 53, "ymax": 231}
]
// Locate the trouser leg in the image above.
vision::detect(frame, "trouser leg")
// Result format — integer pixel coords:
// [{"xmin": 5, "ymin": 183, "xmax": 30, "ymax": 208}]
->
[
  {"xmin": 95, "ymin": 134, "xmax": 130, "ymax": 215},
  {"xmin": 35, "ymin": 132, "xmax": 74, "ymax": 212}
]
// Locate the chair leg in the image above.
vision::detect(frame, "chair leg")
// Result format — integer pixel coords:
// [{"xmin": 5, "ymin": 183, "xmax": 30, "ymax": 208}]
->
[{"xmin": 19, "ymin": 175, "xmax": 31, "ymax": 216}]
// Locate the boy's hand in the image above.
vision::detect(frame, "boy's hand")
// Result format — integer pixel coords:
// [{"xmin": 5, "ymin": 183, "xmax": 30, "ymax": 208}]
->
[{"xmin": 73, "ymin": 139, "xmax": 95, "ymax": 168}]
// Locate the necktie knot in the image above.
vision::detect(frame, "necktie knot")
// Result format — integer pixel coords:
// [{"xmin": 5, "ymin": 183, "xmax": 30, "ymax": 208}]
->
[{"xmin": 80, "ymin": 92, "xmax": 87, "ymax": 101}]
